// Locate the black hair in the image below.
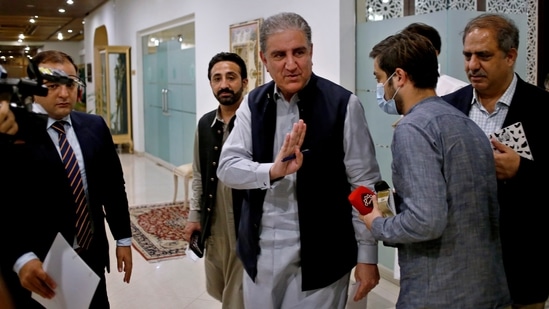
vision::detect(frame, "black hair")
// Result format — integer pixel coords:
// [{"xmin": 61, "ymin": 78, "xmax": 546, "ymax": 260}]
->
[
  {"xmin": 207, "ymin": 52, "xmax": 247, "ymax": 80},
  {"xmin": 403, "ymin": 22, "xmax": 442, "ymax": 54},
  {"xmin": 370, "ymin": 32, "xmax": 439, "ymax": 89},
  {"xmin": 27, "ymin": 50, "xmax": 79, "ymax": 80}
]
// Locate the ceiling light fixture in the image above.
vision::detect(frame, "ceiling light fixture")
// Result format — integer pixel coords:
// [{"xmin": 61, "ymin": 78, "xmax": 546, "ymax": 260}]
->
[
  {"xmin": 58, "ymin": 8, "xmax": 66, "ymax": 13},
  {"xmin": 67, "ymin": 0, "xmax": 74, "ymax": 4}
]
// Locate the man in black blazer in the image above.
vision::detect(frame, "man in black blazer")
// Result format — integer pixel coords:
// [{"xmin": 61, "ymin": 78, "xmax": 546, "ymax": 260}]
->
[
  {"xmin": 442, "ymin": 13, "xmax": 549, "ymax": 308},
  {"xmin": 0, "ymin": 50, "xmax": 132, "ymax": 308}
]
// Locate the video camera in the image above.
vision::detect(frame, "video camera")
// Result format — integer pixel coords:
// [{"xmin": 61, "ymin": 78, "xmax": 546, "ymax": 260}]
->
[
  {"xmin": 0, "ymin": 60, "xmax": 85, "ymax": 111},
  {"xmin": 0, "ymin": 61, "xmax": 48, "ymax": 111}
]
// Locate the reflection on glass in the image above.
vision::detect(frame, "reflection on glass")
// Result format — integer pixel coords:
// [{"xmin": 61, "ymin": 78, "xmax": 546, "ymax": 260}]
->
[
  {"xmin": 95, "ymin": 45, "xmax": 133, "ymax": 153},
  {"xmin": 109, "ymin": 53, "xmax": 128, "ymax": 135}
]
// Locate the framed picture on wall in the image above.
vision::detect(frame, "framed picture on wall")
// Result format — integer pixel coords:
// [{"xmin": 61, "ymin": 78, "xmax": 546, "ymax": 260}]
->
[{"xmin": 229, "ymin": 18, "xmax": 263, "ymax": 93}]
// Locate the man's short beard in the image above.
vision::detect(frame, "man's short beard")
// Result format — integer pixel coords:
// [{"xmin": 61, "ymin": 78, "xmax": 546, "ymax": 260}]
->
[
  {"xmin": 217, "ymin": 87, "xmax": 243, "ymax": 106},
  {"xmin": 219, "ymin": 98, "xmax": 238, "ymax": 106}
]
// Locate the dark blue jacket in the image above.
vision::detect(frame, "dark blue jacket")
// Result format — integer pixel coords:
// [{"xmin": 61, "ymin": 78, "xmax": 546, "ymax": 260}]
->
[{"xmin": 0, "ymin": 111, "xmax": 131, "ymax": 308}]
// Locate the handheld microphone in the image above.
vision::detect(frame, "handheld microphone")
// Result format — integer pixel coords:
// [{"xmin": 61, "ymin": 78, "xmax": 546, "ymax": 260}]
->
[
  {"xmin": 348, "ymin": 186, "xmax": 375, "ymax": 215},
  {"xmin": 374, "ymin": 180, "xmax": 396, "ymax": 218}
]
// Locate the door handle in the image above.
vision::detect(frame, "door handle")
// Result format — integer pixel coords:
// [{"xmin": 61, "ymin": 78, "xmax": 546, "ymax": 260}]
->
[
  {"xmin": 162, "ymin": 88, "xmax": 170, "ymax": 116},
  {"xmin": 161, "ymin": 88, "xmax": 166, "ymax": 112}
]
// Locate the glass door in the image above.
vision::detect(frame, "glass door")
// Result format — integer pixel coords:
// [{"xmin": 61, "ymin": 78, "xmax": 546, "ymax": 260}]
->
[
  {"xmin": 142, "ymin": 22, "xmax": 196, "ymax": 166},
  {"xmin": 96, "ymin": 45, "xmax": 133, "ymax": 152}
]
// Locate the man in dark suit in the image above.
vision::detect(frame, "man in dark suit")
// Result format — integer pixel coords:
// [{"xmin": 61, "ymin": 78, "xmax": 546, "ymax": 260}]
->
[
  {"xmin": 0, "ymin": 50, "xmax": 132, "ymax": 308},
  {"xmin": 442, "ymin": 13, "xmax": 549, "ymax": 308}
]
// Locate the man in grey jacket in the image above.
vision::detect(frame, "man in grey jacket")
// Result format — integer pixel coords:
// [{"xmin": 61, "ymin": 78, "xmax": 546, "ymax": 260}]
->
[{"xmin": 363, "ymin": 31, "xmax": 510, "ymax": 308}]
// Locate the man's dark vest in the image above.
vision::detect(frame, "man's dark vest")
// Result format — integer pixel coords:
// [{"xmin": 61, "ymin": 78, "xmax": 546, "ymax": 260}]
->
[
  {"xmin": 197, "ymin": 110, "xmax": 241, "ymax": 246},
  {"xmin": 238, "ymin": 74, "xmax": 359, "ymax": 291}
]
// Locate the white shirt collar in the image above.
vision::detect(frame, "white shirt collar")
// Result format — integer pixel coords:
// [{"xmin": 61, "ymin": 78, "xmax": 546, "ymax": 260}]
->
[{"xmin": 32, "ymin": 102, "xmax": 72, "ymax": 128}]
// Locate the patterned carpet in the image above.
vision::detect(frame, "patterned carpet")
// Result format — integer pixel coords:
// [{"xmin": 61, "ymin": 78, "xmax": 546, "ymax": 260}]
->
[{"xmin": 129, "ymin": 201, "xmax": 188, "ymax": 262}]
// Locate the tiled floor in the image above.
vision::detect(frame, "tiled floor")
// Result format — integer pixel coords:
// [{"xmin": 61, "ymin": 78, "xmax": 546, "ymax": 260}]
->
[{"xmin": 105, "ymin": 153, "xmax": 400, "ymax": 308}]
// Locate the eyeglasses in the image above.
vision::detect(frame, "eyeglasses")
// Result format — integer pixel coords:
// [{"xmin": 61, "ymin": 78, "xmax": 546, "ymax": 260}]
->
[
  {"xmin": 43, "ymin": 78, "xmax": 84, "ymax": 92},
  {"xmin": 38, "ymin": 67, "xmax": 85, "ymax": 92}
]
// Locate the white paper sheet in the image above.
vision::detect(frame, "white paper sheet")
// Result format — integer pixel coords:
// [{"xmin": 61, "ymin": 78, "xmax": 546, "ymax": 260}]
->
[
  {"xmin": 490, "ymin": 121, "xmax": 533, "ymax": 160},
  {"xmin": 185, "ymin": 245, "xmax": 200, "ymax": 262},
  {"xmin": 346, "ymin": 280, "xmax": 368, "ymax": 309},
  {"xmin": 32, "ymin": 233, "xmax": 100, "ymax": 309}
]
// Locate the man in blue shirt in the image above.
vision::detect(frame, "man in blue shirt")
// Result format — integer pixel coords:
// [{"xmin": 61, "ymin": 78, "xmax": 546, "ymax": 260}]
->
[{"xmin": 363, "ymin": 31, "xmax": 510, "ymax": 308}]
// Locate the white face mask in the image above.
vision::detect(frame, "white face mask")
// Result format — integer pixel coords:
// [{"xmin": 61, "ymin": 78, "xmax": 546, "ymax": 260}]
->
[{"xmin": 376, "ymin": 72, "xmax": 400, "ymax": 115}]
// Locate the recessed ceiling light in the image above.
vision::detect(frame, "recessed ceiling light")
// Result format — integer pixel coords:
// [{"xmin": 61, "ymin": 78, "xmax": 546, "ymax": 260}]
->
[
  {"xmin": 67, "ymin": 0, "xmax": 74, "ymax": 4},
  {"xmin": 58, "ymin": 8, "xmax": 66, "ymax": 13},
  {"xmin": 68, "ymin": 29, "xmax": 73, "ymax": 33},
  {"xmin": 30, "ymin": 18, "xmax": 36, "ymax": 23}
]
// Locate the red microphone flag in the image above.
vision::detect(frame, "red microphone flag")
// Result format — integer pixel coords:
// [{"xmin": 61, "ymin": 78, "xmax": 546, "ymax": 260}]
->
[{"xmin": 348, "ymin": 186, "xmax": 375, "ymax": 215}]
